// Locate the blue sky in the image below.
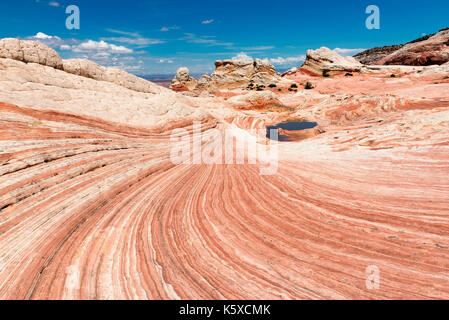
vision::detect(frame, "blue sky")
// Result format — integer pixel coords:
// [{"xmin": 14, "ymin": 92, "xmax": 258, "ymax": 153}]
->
[{"xmin": 1, "ymin": 0, "xmax": 448, "ymax": 75}]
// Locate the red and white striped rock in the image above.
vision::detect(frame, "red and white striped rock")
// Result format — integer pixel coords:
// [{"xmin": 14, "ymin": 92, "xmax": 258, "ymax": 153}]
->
[{"xmin": 0, "ymin": 47, "xmax": 448, "ymax": 300}]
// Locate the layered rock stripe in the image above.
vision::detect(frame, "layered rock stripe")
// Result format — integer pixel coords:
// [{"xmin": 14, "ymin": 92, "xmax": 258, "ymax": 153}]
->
[
  {"xmin": 0, "ymin": 38, "xmax": 449, "ymax": 300},
  {"xmin": 1, "ymin": 98, "xmax": 448, "ymax": 299},
  {"xmin": 356, "ymin": 28, "xmax": 449, "ymax": 66}
]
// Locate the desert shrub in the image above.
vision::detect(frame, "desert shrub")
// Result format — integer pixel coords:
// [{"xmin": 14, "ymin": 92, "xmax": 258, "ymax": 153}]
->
[
  {"xmin": 304, "ymin": 82, "xmax": 314, "ymax": 90},
  {"xmin": 290, "ymin": 83, "xmax": 298, "ymax": 88},
  {"xmin": 268, "ymin": 84, "xmax": 277, "ymax": 88},
  {"xmin": 322, "ymin": 70, "xmax": 330, "ymax": 77},
  {"xmin": 345, "ymin": 73, "xmax": 353, "ymax": 77},
  {"xmin": 390, "ymin": 74, "xmax": 396, "ymax": 78}
]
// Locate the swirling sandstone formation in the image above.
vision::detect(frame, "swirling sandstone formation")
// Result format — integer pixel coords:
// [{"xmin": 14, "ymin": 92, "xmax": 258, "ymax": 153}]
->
[{"xmin": 0, "ymin": 40, "xmax": 449, "ymax": 300}]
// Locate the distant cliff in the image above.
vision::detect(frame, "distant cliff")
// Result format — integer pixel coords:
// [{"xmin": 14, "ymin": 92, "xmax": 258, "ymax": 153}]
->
[{"xmin": 354, "ymin": 28, "xmax": 449, "ymax": 66}]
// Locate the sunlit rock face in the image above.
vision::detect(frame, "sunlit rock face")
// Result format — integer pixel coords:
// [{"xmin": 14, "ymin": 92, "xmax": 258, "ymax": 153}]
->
[
  {"xmin": 354, "ymin": 45, "xmax": 403, "ymax": 65},
  {"xmin": 63, "ymin": 58, "xmax": 165, "ymax": 94},
  {"xmin": 227, "ymin": 91, "xmax": 284, "ymax": 110},
  {"xmin": 205, "ymin": 58, "xmax": 286, "ymax": 91},
  {"xmin": 170, "ymin": 67, "xmax": 198, "ymax": 92},
  {"xmin": 355, "ymin": 29, "xmax": 449, "ymax": 66},
  {"xmin": 0, "ymin": 38, "xmax": 63, "ymax": 69},
  {"xmin": 197, "ymin": 73, "xmax": 213, "ymax": 89},
  {"xmin": 0, "ymin": 40, "xmax": 449, "ymax": 300},
  {"xmin": 211, "ymin": 58, "xmax": 279, "ymax": 88},
  {"xmin": 374, "ymin": 28, "xmax": 449, "ymax": 66},
  {"xmin": 301, "ymin": 47, "xmax": 363, "ymax": 76},
  {"xmin": 281, "ymin": 67, "xmax": 298, "ymax": 76},
  {"xmin": 171, "ymin": 58, "xmax": 293, "ymax": 93}
]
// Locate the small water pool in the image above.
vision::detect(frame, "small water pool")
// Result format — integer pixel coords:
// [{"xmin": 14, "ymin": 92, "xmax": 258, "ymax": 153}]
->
[{"xmin": 266, "ymin": 121, "xmax": 318, "ymax": 141}]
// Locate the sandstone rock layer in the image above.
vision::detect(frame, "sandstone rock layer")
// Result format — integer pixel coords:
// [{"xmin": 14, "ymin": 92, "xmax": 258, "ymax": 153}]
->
[
  {"xmin": 0, "ymin": 38, "xmax": 63, "ymax": 69},
  {"xmin": 174, "ymin": 58, "xmax": 289, "ymax": 92},
  {"xmin": 301, "ymin": 47, "xmax": 363, "ymax": 75},
  {"xmin": 170, "ymin": 67, "xmax": 198, "ymax": 92},
  {"xmin": 0, "ymin": 95, "xmax": 449, "ymax": 299},
  {"xmin": 376, "ymin": 29, "xmax": 449, "ymax": 66},
  {"xmin": 0, "ymin": 40, "xmax": 449, "ymax": 300}
]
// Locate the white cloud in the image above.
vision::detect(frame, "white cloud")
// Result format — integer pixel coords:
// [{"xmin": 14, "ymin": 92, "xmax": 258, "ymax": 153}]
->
[
  {"xmin": 35, "ymin": 1, "xmax": 60, "ymax": 8},
  {"xmin": 333, "ymin": 48, "xmax": 366, "ymax": 56},
  {"xmin": 202, "ymin": 19, "xmax": 214, "ymax": 25},
  {"xmin": 229, "ymin": 53, "xmax": 304, "ymax": 66},
  {"xmin": 69, "ymin": 40, "xmax": 137, "ymax": 70},
  {"xmin": 27, "ymin": 32, "xmax": 66, "ymax": 48},
  {"xmin": 25, "ymin": 32, "xmax": 144, "ymax": 74},
  {"xmin": 160, "ymin": 25, "xmax": 180, "ymax": 32},
  {"xmin": 232, "ymin": 53, "xmax": 253, "ymax": 63},
  {"xmin": 105, "ymin": 29, "xmax": 139, "ymax": 37},
  {"xmin": 158, "ymin": 59, "xmax": 174, "ymax": 64},
  {"xmin": 101, "ymin": 36, "xmax": 163, "ymax": 46},
  {"xmin": 92, "ymin": 52, "xmax": 111, "ymax": 59},
  {"xmin": 27, "ymin": 33, "xmax": 134, "ymax": 55},
  {"xmin": 32, "ymin": 32, "xmax": 60, "ymax": 40},
  {"xmin": 180, "ymin": 33, "xmax": 233, "ymax": 47},
  {"xmin": 72, "ymin": 40, "xmax": 133, "ymax": 54},
  {"xmin": 103, "ymin": 29, "xmax": 164, "ymax": 46},
  {"xmin": 240, "ymin": 46, "xmax": 275, "ymax": 51},
  {"xmin": 269, "ymin": 55, "xmax": 305, "ymax": 65}
]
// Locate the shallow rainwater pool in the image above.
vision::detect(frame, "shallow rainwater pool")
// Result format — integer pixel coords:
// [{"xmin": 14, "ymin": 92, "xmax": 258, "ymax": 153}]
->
[{"xmin": 266, "ymin": 121, "xmax": 318, "ymax": 141}]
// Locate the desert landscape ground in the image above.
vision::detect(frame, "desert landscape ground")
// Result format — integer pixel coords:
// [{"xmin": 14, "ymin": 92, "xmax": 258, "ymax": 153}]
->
[{"xmin": 0, "ymin": 26, "xmax": 448, "ymax": 300}]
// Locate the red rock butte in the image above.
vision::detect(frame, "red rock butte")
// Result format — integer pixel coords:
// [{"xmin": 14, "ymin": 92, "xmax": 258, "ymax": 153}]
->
[{"xmin": 0, "ymin": 36, "xmax": 448, "ymax": 300}]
